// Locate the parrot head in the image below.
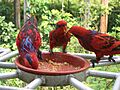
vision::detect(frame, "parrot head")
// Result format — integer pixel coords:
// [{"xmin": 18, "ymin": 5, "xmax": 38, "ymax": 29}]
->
[
  {"xmin": 24, "ymin": 53, "xmax": 39, "ymax": 69},
  {"xmin": 56, "ymin": 20, "xmax": 67, "ymax": 29},
  {"xmin": 26, "ymin": 16, "xmax": 37, "ymax": 27}
]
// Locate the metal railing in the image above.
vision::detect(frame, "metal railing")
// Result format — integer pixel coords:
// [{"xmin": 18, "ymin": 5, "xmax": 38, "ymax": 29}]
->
[{"xmin": 0, "ymin": 49, "xmax": 120, "ymax": 90}]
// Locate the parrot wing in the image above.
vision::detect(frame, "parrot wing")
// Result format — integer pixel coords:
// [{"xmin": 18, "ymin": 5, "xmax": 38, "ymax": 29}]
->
[{"xmin": 90, "ymin": 34, "xmax": 119, "ymax": 51}]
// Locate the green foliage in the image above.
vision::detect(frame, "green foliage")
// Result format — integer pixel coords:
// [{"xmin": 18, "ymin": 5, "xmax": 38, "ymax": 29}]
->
[
  {"xmin": 85, "ymin": 64, "xmax": 120, "ymax": 90},
  {"xmin": 108, "ymin": 0, "xmax": 120, "ymax": 32},
  {"xmin": 0, "ymin": 0, "xmax": 120, "ymax": 89},
  {"xmin": 0, "ymin": 16, "xmax": 17, "ymax": 50},
  {"xmin": 0, "ymin": 68, "xmax": 24, "ymax": 87},
  {"xmin": 0, "ymin": 0, "xmax": 14, "ymax": 22}
]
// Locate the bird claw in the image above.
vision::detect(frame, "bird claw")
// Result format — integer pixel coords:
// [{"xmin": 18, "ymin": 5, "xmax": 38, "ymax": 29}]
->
[
  {"xmin": 63, "ymin": 50, "xmax": 67, "ymax": 53},
  {"xmin": 37, "ymin": 50, "xmax": 43, "ymax": 60},
  {"xmin": 108, "ymin": 58, "xmax": 116, "ymax": 62},
  {"xmin": 49, "ymin": 49, "xmax": 54, "ymax": 55},
  {"xmin": 108, "ymin": 56, "xmax": 116, "ymax": 63},
  {"xmin": 62, "ymin": 48, "xmax": 67, "ymax": 53},
  {"xmin": 90, "ymin": 60, "xmax": 99, "ymax": 68}
]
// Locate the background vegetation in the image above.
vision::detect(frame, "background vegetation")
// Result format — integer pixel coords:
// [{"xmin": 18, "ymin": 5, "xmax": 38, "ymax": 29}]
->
[{"xmin": 0, "ymin": 0, "xmax": 120, "ymax": 90}]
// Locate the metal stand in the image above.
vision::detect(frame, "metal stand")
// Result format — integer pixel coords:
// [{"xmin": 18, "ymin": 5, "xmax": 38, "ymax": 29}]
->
[{"xmin": 0, "ymin": 49, "xmax": 120, "ymax": 90}]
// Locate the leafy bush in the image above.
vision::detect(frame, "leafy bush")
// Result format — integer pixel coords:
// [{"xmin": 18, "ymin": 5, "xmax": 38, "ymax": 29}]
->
[
  {"xmin": 0, "ymin": 0, "xmax": 14, "ymax": 22},
  {"xmin": 0, "ymin": 0, "xmax": 120, "ymax": 90},
  {"xmin": 0, "ymin": 16, "xmax": 17, "ymax": 50}
]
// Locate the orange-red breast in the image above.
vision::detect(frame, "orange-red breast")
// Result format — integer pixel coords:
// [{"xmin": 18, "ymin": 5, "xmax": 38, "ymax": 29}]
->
[{"xmin": 49, "ymin": 20, "xmax": 71, "ymax": 54}]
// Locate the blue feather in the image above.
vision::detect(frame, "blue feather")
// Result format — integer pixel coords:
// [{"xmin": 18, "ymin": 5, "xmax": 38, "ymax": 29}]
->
[
  {"xmin": 25, "ymin": 54, "xmax": 32, "ymax": 65},
  {"xmin": 21, "ymin": 36, "xmax": 35, "ymax": 52},
  {"xmin": 90, "ymin": 30, "xmax": 98, "ymax": 35}
]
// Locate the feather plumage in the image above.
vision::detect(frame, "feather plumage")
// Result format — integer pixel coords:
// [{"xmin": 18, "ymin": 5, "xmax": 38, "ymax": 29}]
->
[
  {"xmin": 69, "ymin": 26, "xmax": 120, "ymax": 66},
  {"xmin": 49, "ymin": 20, "xmax": 71, "ymax": 53},
  {"xmin": 16, "ymin": 16, "xmax": 42, "ymax": 69}
]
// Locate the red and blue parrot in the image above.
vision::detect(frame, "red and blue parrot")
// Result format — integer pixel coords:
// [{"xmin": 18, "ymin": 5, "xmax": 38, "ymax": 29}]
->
[
  {"xmin": 49, "ymin": 20, "xmax": 71, "ymax": 54},
  {"xmin": 16, "ymin": 16, "xmax": 42, "ymax": 69},
  {"xmin": 69, "ymin": 26, "xmax": 120, "ymax": 67}
]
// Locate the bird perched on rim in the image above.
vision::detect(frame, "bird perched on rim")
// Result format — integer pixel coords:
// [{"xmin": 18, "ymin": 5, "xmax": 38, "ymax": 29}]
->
[
  {"xmin": 16, "ymin": 16, "xmax": 42, "ymax": 69},
  {"xmin": 49, "ymin": 20, "xmax": 71, "ymax": 54},
  {"xmin": 69, "ymin": 26, "xmax": 120, "ymax": 67}
]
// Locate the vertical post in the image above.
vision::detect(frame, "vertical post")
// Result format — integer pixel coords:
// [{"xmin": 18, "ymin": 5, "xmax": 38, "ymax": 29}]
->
[
  {"xmin": 84, "ymin": 0, "xmax": 90, "ymax": 28},
  {"xmin": 100, "ymin": 0, "xmax": 108, "ymax": 33},
  {"xmin": 113, "ymin": 76, "xmax": 120, "ymax": 90},
  {"xmin": 14, "ymin": 0, "xmax": 21, "ymax": 28},
  {"xmin": 61, "ymin": 0, "xmax": 64, "ymax": 12},
  {"xmin": 24, "ymin": 0, "xmax": 27, "ymax": 23}
]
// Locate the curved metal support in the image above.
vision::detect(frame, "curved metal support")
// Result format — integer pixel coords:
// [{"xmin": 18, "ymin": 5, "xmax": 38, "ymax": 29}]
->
[
  {"xmin": 25, "ymin": 78, "xmax": 43, "ymax": 89},
  {"xmin": 0, "ymin": 48, "xmax": 11, "ymax": 57},
  {"xmin": 69, "ymin": 77, "xmax": 93, "ymax": 90},
  {"xmin": 113, "ymin": 75, "xmax": 120, "ymax": 90},
  {"xmin": 0, "ymin": 62, "xmax": 16, "ymax": 69},
  {"xmin": 0, "ymin": 86, "xmax": 32, "ymax": 90},
  {"xmin": 0, "ymin": 72, "xmax": 18, "ymax": 79},
  {"xmin": 71, "ymin": 53, "xmax": 120, "ymax": 59},
  {"xmin": 0, "ymin": 50, "xmax": 19, "ymax": 62},
  {"xmin": 87, "ymin": 70, "xmax": 117, "ymax": 79},
  {"xmin": 90, "ymin": 58, "xmax": 120, "ymax": 67}
]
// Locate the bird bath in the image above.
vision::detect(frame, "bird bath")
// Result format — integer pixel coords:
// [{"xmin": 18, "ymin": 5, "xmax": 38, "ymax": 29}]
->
[{"xmin": 15, "ymin": 52, "xmax": 90, "ymax": 86}]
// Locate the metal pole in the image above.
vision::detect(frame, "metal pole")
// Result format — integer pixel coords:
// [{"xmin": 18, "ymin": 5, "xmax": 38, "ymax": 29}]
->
[
  {"xmin": 0, "ymin": 62, "xmax": 16, "ymax": 69},
  {"xmin": 71, "ymin": 53, "xmax": 119, "ymax": 59},
  {"xmin": 0, "ymin": 86, "xmax": 32, "ymax": 90},
  {"xmin": 0, "ymin": 48, "xmax": 11, "ymax": 57},
  {"xmin": 113, "ymin": 76, "xmax": 120, "ymax": 90},
  {"xmin": 0, "ymin": 72, "xmax": 18, "ymax": 79},
  {"xmin": 69, "ymin": 77, "xmax": 93, "ymax": 90},
  {"xmin": 90, "ymin": 58, "xmax": 120, "ymax": 67},
  {"xmin": 24, "ymin": 0, "xmax": 27, "ymax": 23},
  {"xmin": 25, "ymin": 78, "xmax": 43, "ymax": 89},
  {"xmin": 87, "ymin": 70, "xmax": 117, "ymax": 79},
  {"xmin": 0, "ymin": 50, "xmax": 19, "ymax": 62}
]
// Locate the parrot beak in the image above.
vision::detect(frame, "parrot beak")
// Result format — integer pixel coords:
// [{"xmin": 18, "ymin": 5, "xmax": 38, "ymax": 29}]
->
[{"xmin": 67, "ymin": 31, "xmax": 73, "ymax": 36}]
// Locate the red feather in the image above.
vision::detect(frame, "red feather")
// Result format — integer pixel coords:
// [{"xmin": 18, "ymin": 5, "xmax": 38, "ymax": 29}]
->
[
  {"xmin": 16, "ymin": 16, "xmax": 41, "ymax": 69},
  {"xmin": 69, "ymin": 26, "xmax": 120, "ymax": 63},
  {"xmin": 49, "ymin": 20, "xmax": 71, "ymax": 53}
]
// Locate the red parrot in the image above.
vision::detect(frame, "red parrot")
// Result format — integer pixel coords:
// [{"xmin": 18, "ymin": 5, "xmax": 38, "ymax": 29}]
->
[
  {"xmin": 49, "ymin": 20, "xmax": 71, "ymax": 54},
  {"xmin": 16, "ymin": 16, "xmax": 42, "ymax": 69},
  {"xmin": 69, "ymin": 26, "xmax": 120, "ymax": 67}
]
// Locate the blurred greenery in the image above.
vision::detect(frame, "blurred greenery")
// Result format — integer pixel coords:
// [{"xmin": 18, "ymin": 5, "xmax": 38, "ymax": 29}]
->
[{"xmin": 0, "ymin": 0, "xmax": 120, "ymax": 90}]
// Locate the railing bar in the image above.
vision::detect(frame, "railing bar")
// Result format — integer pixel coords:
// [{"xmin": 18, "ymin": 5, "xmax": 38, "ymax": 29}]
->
[
  {"xmin": 0, "ymin": 48, "xmax": 11, "ymax": 57},
  {"xmin": 0, "ymin": 86, "xmax": 32, "ymax": 90},
  {"xmin": 25, "ymin": 78, "xmax": 43, "ymax": 89},
  {"xmin": 113, "ymin": 76, "xmax": 120, "ymax": 90},
  {"xmin": 69, "ymin": 77, "xmax": 93, "ymax": 90},
  {"xmin": 0, "ymin": 62, "xmax": 16, "ymax": 69},
  {"xmin": 0, "ymin": 50, "xmax": 19, "ymax": 62},
  {"xmin": 0, "ymin": 72, "xmax": 18, "ymax": 79},
  {"xmin": 87, "ymin": 70, "xmax": 118, "ymax": 79}
]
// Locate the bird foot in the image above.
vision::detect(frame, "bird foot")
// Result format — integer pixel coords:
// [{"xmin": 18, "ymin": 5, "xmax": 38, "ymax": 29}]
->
[
  {"xmin": 63, "ymin": 51, "xmax": 67, "ymax": 53},
  {"xmin": 49, "ymin": 49, "xmax": 54, "ymax": 55},
  {"xmin": 62, "ymin": 49, "xmax": 67, "ymax": 53},
  {"xmin": 108, "ymin": 57, "xmax": 116, "ymax": 63},
  {"xmin": 37, "ymin": 50, "xmax": 43, "ymax": 61},
  {"xmin": 90, "ymin": 60, "xmax": 99, "ymax": 68}
]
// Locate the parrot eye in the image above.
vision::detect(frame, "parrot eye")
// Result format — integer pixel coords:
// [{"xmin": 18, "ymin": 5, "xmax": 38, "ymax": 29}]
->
[{"xmin": 25, "ymin": 54, "xmax": 32, "ymax": 65}]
